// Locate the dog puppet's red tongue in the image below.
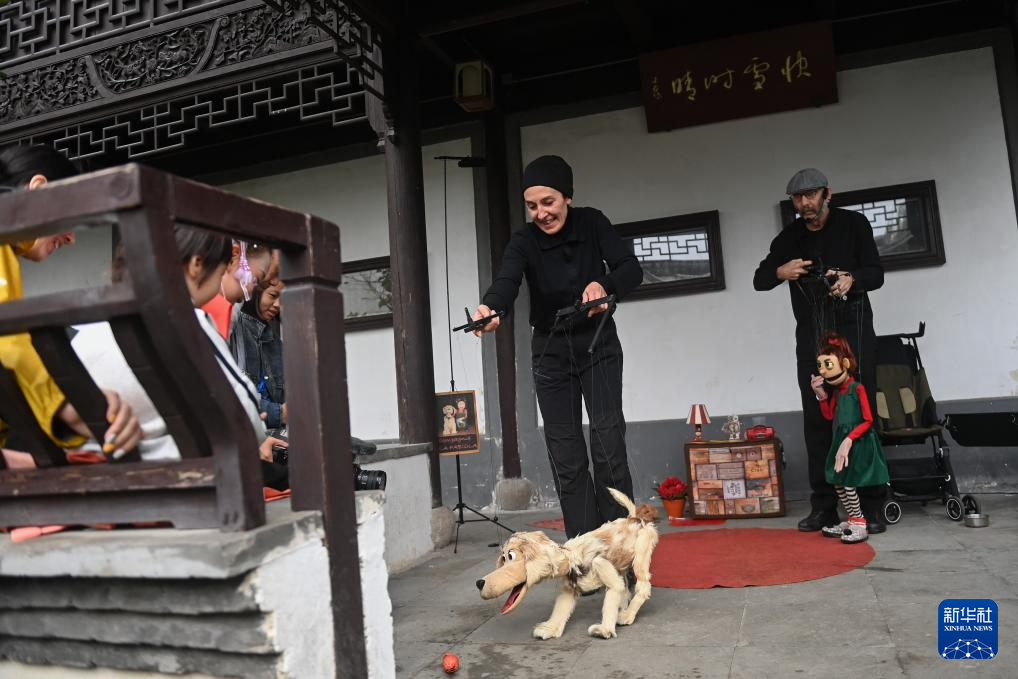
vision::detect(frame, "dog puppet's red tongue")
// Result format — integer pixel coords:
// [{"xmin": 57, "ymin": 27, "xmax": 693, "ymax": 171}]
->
[{"xmin": 501, "ymin": 584, "xmax": 524, "ymax": 614}]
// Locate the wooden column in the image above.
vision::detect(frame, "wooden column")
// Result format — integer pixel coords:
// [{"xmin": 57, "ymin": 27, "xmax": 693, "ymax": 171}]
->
[
  {"xmin": 281, "ymin": 216, "xmax": 367, "ymax": 679},
  {"xmin": 373, "ymin": 26, "xmax": 442, "ymax": 506},
  {"xmin": 483, "ymin": 108, "xmax": 521, "ymax": 478}
]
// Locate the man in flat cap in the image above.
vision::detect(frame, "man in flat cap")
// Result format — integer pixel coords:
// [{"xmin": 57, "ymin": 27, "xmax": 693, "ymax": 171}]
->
[
  {"xmin": 471, "ymin": 155, "xmax": 643, "ymax": 539},
  {"xmin": 754, "ymin": 168, "xmax": 886, "ymax": 534}
]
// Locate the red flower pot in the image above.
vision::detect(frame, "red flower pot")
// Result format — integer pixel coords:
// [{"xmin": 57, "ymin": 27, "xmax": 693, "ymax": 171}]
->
[{"xmin": 662, "ymin": 498, "xmax": 686, "ymax": 519}]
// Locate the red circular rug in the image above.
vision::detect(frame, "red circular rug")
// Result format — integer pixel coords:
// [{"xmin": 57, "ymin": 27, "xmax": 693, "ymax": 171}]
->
[
  {"xmin": 530, "ymin": 517, "xmax": 726, "ymax": 532},
  {"xmin": 650, "ymin": 528, "xmax": 875, "ymax": 589}
]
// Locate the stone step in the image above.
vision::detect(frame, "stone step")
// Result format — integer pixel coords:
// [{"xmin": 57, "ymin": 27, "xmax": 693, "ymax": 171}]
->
[
  {"xmin": 0, "ymin": 610, "xmax": 276, "ymax": 654},
  {"xmin": 0, "ymin": 575, "xmax": 259, "ymax": 615},
  {"xmin": 0, "ymin": 637, "xmax": 279, "ymax": 679}
]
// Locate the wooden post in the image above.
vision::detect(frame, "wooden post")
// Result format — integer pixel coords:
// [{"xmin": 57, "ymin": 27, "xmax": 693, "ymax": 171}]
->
[
  {"xmin": 483, "ymin": 108, "xmax": 522, "ymax": 478},
  {"xmin": 370, "ymin": 25, "xmax": 442, "ymax": 506},
  {"xmin": 281, "ymin": 216, "xmax": 368, "ymax": 679}
]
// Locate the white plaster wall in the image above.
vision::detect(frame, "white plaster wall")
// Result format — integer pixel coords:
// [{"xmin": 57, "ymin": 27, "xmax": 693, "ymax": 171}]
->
[
  {"xmin": 360, "ymin": 453, "xmax": 434, "ymax": 573},
  {"xmin": 355, "ymin": 495, "xmax": 396, "ymax": 679},
  {"xmin": 258, "ymin": 538, "xmax": 337, "ymax": 678},
  {"xmin": 222, "ymin": 138, "xmax": 484, "ymax": 440},
  {"xmin": 19, "ymin": 225, "xmax": 112, "ymax": 296},
  {"xmin": 521, "ymin": 47, "xmax": 1018, "ymax": 420}
]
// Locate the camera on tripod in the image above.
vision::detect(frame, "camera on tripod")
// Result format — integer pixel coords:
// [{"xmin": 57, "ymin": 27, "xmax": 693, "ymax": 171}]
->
[
  {"xmin": 269, "ymin": 434, "xmax": 386, "ymax": 491},
  {"xmin": 354, "ymin": 463, "xmax": 387, "ymax": 491}
]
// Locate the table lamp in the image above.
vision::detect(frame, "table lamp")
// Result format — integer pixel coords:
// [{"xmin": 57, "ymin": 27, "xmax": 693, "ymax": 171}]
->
[{"xmin": 687, "ymin": 403, "xmax": 711, "ymax": 441}]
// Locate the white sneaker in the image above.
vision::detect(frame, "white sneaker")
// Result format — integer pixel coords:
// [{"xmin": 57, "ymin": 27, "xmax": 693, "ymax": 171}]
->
[
  {"xmin": 841, "ymin": 520, "xmax": 869, "ymax": 544},
  {"xmin": 821, "ymin": 521, "xmax": 850, "ymax": 538}
]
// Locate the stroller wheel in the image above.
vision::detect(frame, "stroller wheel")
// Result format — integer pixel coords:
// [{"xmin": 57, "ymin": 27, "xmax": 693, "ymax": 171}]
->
[
  {"xmin": 962, "ymin": 495, "xmax": 980, "ymax": 515},
  {"xmin": 946, "ymin": 496, "xmax": 964, "ymax": 521},
  {"xmin": 883, "ymin": 501, "xmax": 903, "ymax": 525}
]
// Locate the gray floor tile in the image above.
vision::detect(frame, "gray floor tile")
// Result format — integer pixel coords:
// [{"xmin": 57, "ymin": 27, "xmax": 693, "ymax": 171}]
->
[
  {"xmin": 464, "ymin": 588, "xmax": 598, "ymax": 647},
  {"xmin": 879, "ymin": 601, "xmax": 938, "ymax": 648},
  {"xmin": 394, "ymin": 603, "xmax": 495, "ymax": 644},
  {"xmin": 565, "ymin": 644, "xmax": 735, "ymax": 679},
  {"xmin": 870, "ymin": 570, "xmax": 1014, "ymax": 605},
  {"xmin": 743, "ymin": 567, "xmax": 874, "ymax": 606},
  {"xmin": 897, "ymin": 647, "xmax": 1009, "ymax": 678},
  {"xmin": 395, "ymin": 641, "xmax": 447, "ymax": 679},
  {"xmin": 387, "ymin": 498, "xmax": 1018, "ymax": 678},
  {"xmin": 627, "ymin": 601, "xmax": 744, "ymax": 646},
  {"xmin": 731, "ymin": 644, "xmax": 905, "ymax": 678},
  {"xmin": 866, "ymin": 548, "xmax": 984, "ymax": 574},
  {"xmin": 740, "ymin": 601, "xmax": 891, "ymax": 647},
  {"xmin": 405, "ymin": 641, "xmax": 586, "ymax": 679}
]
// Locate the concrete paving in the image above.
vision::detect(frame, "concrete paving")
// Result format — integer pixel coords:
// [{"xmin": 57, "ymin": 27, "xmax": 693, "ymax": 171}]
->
[{"xmin": 389, "ymin": 494, "xmax": 1018, "ymax": 678}]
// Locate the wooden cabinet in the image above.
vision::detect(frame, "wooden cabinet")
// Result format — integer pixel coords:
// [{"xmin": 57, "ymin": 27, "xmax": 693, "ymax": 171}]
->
[{"xmin": 684, "ymin": 438, "xmax": 786, "ymax": 519}]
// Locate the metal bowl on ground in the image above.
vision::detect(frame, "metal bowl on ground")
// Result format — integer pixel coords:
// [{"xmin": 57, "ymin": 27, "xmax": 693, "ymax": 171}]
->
[{"xmin": 964, "ymin": 513, "xmax": 990, "ymax": 528}]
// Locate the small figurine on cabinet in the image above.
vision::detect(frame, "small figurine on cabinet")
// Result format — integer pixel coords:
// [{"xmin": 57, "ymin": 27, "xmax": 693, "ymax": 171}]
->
[{"xmin": 722, "ymin": 415, "xmax": 742, "ymax": 441}]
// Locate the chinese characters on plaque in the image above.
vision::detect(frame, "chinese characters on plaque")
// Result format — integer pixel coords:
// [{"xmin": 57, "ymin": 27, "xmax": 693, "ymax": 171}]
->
[{"xmin": 639, "ymin": 22, "xmax": 837, "ymax": 132}]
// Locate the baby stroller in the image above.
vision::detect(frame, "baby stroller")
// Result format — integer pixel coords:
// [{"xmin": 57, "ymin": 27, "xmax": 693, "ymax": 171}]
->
[{"xmin": 873, "ymin": 323, "xmax": 979, "ymax": 524}]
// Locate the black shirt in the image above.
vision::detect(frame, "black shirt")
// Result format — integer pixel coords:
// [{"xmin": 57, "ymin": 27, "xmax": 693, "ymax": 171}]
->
[
  {"xmin": 482, "ymin": 206, "xmax": 643, "ymax": 331},
  {"xmin": 753, "ymin": 207, "xmax": 884, "ymax": 355}
]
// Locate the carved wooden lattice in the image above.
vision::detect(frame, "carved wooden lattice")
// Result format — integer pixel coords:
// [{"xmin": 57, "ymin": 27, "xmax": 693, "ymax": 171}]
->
[
  {"xmin": 0, "ymin": 0, "xmax": 236, "ymax": 67},
  {"xmin": 0, "ymin": 0, "xmax": 375, "ymax": 162},
  {"xmin": 30, "ymin": 61, "xmax": 366, "ymax": 160}
]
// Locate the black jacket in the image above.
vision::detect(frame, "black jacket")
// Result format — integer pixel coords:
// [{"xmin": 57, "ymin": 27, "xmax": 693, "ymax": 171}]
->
[
  {"xmin": 482, "ymin": 206, "xmax": 643, "ymax": 330},
  {"xmin": 753, "ymin": 207, "xmax": 884, "ymax": 356}
]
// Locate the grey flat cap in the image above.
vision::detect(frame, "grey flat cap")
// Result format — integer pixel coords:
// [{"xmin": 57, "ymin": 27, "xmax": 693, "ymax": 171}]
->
[{"xmin": 786, "ymin": 168, "xmax": 829, "ymax": 195}]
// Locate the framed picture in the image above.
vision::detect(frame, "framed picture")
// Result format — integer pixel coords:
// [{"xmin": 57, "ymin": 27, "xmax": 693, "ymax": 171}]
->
[
  {"xmin": 614, "ymin": 210, "xmax": 725, "ymax": 300},
  {"xmin": 342, "ymin": 256, "xmax": 393, "ymax": 331},
  {"xmin": 435, "ymin": 390, "xmax": 480, "ymax": 455},
  {"xmin": 779, "ymin": 180, "xmax": 945, "ymax": 271},
  {"xmin": 685, "ymin": 438, "xmax": 785, "ymax": 519}
]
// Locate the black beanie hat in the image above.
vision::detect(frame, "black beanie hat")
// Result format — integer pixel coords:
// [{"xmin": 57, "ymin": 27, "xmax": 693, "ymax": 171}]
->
[{"xmin": 522, "ymin": 155, "xmax": 573, "ymax": 198}]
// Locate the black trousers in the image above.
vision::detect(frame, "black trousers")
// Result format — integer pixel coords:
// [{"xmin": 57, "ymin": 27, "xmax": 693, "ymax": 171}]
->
[
  {"xmin": 795, "ymin": 297, "xmax": 886, "ymax": 519},
  {"xmin": 532, "ymin": 318, "xmax": 633, "ymax": 538}
]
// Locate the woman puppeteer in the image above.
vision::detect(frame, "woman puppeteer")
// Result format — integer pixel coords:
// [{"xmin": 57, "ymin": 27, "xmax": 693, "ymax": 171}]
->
[{"xmin": 472, "ymin": 155, "xmax": 643, "ymax": 538}]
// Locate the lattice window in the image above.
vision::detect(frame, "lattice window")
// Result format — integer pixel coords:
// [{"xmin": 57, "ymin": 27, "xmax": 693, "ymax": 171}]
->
[
  {"xmin": 616, "ymin": 210, "xmax": 725, "ymax": 299},
  {"xmin": 780, "ymin": 181, "xmax": 945, "ymax": 271},
  {"xmin": 631, "ymin": 231, "xmax": 711, "ymax": 284},
  {"xmin": 342, "ymin": 256, "xmax": 392, "ymax": 331}
]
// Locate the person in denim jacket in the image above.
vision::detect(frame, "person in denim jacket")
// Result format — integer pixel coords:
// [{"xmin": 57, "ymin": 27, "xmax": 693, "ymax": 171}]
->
[{"xmin": 229, "ymin": 279, "xmax": 286, "ymax": 429}]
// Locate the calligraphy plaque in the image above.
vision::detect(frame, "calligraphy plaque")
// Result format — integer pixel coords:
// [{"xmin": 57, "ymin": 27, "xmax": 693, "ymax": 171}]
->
[{"xmin": 639, "ymin": 22, "xmax": 837, "ymax": 132}]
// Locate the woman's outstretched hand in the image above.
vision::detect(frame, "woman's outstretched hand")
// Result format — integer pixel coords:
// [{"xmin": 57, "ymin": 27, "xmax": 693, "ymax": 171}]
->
[{"xmin": 471, "ymin": 304, "xmax": 501, "ymax": 336}]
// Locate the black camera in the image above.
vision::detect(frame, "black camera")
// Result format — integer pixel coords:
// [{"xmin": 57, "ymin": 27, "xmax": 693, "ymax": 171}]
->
[
  {"xmin": 271, "ymin": 443, "xmax": 289, "ymax": 465},
  {"xmin": 268, "ymin": 428, "xmax": 386, "ymax": 490},
  {"xmin": 354, "ymin": 463, "xmax": 387, "ymax": 491}
]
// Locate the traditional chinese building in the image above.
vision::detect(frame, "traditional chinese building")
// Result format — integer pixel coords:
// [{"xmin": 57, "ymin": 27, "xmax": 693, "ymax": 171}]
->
[{"xmin": 3, "ymin": 0, "xmax": 1018, "ymax": 520}]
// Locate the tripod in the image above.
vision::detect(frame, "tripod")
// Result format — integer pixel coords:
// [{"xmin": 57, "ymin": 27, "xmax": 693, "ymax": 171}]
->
[
  {"xmin": 446, "ymin": 451, "xmax": 515, "ymax": 553},
  {"xmin": 436, "ymin": 154, "xmax": 515, "ymax": 554}
]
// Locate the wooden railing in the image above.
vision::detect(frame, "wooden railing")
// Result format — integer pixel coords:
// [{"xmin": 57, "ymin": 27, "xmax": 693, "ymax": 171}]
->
[{"xmin": 0, "ymin": 164, "xmax": 367, "ymax": 676}]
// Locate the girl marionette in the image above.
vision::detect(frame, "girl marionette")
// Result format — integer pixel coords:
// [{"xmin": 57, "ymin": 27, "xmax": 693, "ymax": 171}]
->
[{"xmin": 811, "ymin": 331, "xmax": 889, "ymax": 544}]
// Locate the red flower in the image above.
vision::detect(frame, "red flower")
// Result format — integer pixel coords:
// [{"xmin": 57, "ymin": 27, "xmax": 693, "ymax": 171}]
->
[{"xmin": 657, "ymin": 476, "xmax": 687, "ymax": 500}]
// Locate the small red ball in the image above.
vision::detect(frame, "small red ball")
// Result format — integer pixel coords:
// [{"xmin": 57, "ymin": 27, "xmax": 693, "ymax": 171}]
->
[{"xmin": 442, "ymin": 652, "xmax": 460, "ymax": 674}]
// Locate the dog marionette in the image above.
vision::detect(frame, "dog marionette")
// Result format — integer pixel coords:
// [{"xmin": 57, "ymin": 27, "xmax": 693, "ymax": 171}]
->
[
  {"xmin": 476, "ymin": 488, "xmax": 659, "ymax": 640},
  {"xmin": 441, "ymin": 404, "xmax": 457, "ymax": 435}
]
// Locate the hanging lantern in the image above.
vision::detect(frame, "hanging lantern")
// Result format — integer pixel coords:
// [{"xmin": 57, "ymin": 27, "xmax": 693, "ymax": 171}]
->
[{"xmin": 454, "ymin": 61, "xmax": 495, "ymax": 112}]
